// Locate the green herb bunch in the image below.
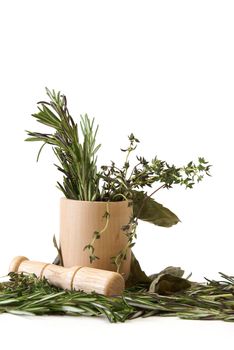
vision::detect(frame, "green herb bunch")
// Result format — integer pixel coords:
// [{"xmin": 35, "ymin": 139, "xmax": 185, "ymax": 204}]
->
[
  {"xmin": 98, "ymin": 134, "xmax": 211, "ymax": 271},
  {"xmin": 26, "ymin": 89, "xmax": 211, "ymax": 273},
  {"xmin": 26, "ymin": 88, "xmax": 211, "ymax": 208},
  {"xmin": 26, "ymin": 88, "xmax": 101, "ymax": 201},
  {"xmin": 99, "ymin": 133, "xmax": 211, "ymax": 224}
]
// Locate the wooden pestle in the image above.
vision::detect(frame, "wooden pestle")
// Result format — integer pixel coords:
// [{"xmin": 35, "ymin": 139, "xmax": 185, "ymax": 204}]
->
[{"xmin": 9, "ymin": 256, "xmax": 125, "ymax": 296}]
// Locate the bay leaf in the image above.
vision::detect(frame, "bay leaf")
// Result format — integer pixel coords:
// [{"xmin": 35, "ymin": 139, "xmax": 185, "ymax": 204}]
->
[
  {"xmin": 149, "ymin": 266, "xmax": 185, "ymax": 281},
  {"xmin": 125, "ymin": 252, "xmax": 151, "ymax": 288},
  {"xmin": 133, "ymin": 191, "xmax": 180, "ymax": 228},
  {"xmin": 149, "ymin": 266, "xmax": 191, "ymax": 295}
]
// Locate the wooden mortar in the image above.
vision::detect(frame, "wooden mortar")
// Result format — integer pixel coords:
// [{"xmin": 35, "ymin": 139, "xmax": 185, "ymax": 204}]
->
[{"xmin": 60, "ymin": 199, "xmax": 132, "ymax": 280}]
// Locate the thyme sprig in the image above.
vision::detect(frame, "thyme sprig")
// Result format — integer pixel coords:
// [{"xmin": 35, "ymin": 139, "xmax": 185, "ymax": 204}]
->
[
  {"xmin": 111, "ymin": 214, "xmax": 138, "ymax": 273},
  {"xmin": 83, "ymin": 203, "xmax": 110, "ymax": 263},
  {"xmin": 100, "ymin": 134, "xmax": 211, "ymax": 201},
  {"xmin": 100, "ymin": 135, "xmax": 211, "ymax": 271}
]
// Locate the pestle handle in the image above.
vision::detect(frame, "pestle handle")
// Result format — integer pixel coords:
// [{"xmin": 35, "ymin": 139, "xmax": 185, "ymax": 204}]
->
[{"xmin": 9, "ymin": 256, "xmax": 125, "ymax": 296}]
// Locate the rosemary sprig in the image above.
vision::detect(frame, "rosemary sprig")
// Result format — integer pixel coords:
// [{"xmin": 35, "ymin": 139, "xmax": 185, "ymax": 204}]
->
[
  {"xmin": 25, "ymin": 88, "xmax": 101, "ymax": 201},
  {"xmin": 1, "ymin": 272, "xmax": 234, "ymax": 323}
]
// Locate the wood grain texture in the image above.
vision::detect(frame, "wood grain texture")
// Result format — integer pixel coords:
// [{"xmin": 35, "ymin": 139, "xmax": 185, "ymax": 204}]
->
[
  {"xmin": 9, "ymin": 256, "xmax": 125, "ymax": 296},
  {"xmin": 60, "ymin": 199, "xmax": 132, "ymax": 280}
]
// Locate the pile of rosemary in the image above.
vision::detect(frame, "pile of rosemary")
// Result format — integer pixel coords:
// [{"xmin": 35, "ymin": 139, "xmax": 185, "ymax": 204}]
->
[{"xmin": 1, "ymin": 271, "xmax": 234, "ymax": 323}]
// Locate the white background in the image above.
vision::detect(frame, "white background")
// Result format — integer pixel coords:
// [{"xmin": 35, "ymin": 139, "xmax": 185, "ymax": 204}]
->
[{"xmin": 0, "ymin": 0, "xmax": 234, "ymax": 348}]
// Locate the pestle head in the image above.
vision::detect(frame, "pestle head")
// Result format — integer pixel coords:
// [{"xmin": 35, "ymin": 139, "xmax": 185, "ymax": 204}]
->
[
  {"xmin": 104, "ymin": 271, "xmax": 125, "ymax": 296},
  {"xmin": 9, "ymin": 256, "xmax": 29, "ymax": 273},
  {"xmin": 73, "ymin": 267, "xmax": 125, "ymax": 296}
]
